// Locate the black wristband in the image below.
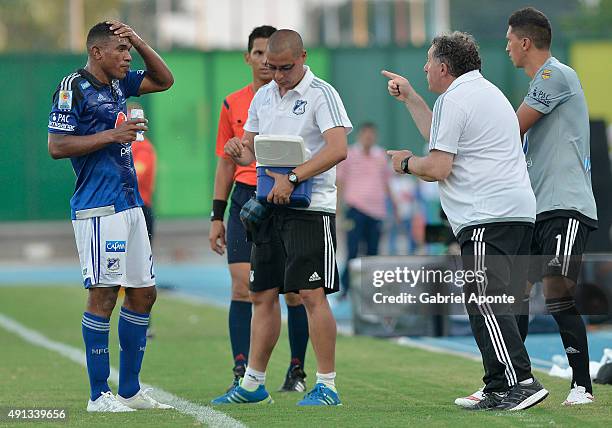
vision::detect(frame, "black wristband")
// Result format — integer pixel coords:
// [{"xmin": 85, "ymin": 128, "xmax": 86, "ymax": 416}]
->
[{"xmin": 211, "ymin": 199, "xmax": 227, "ymax": 221}]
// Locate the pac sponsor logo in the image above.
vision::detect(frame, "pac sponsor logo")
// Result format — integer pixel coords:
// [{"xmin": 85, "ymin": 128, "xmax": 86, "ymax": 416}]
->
[
  {"xmin": 48, "ymin": 112, "xmax": 76, "ymax": 132},
  {"xmin": 107, "ymin": 257, "xmax": 120, "ymax": 272},
  {"xmin": 105, "ymin": 240, "xmax": 126, "ymax": 252},
  {"xmin": 529, "ymin": 87, "xmax": 551, "ymax": 107},
  {"xmin": 52, "ymin": 113, "xmax": 70, "ymax": 123},
  {"xmin": 120, "ymin": 144, "xmax": 132, "ymax": 157}
]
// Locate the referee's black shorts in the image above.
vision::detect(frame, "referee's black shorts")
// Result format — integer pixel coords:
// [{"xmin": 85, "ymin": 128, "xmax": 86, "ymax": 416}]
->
[{"xmin": 249, "ymin": 207, "xmax": 339, "ymax": 294}]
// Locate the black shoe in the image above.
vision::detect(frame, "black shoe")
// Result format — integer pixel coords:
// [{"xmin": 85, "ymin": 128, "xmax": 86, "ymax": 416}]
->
[
  {"xmin": 496, "ymin": 378, "xmax": 549, "ymax": 411},
  {"xmin": 278, "ymin": 365, "xmax": 307, "ymax": 392},
  {"xmin": 465, "ymin": 391, "xmax": 508, "ymax": 411},
  {"xmin": 226, "ymin": 365, "xmax": 246, "ymax": 393}
]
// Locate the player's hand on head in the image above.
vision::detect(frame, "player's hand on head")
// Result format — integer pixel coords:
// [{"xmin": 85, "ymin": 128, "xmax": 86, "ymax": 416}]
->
[
  {"xmin": 387, "ymin": 149, "xmax": 413, "ymax": 174},
  {"xmin": 106, "ymin": 20, "xmax": 143, "ymax": 45},
  {"xmin": 110, "ymin": 118, "xmax": 148, "ymax": 143},
  {"xmin": 209, "ymin": 220, "xmax": 226, "ymax": 255},
  {"xmin": 381, "ymin": 70, "xmax": 414, "ymax": 103}
]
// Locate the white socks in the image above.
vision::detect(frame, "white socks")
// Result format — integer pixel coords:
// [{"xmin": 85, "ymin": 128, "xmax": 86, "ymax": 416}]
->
[
  {"xmin": 316, "ymin": 372, "xmax": 337, "ymax": 392},
  {"xmin": 241, "ymin": 367, "xmax": 266, "ymax": 391},
  {"xmin": 241, "ymin": 367, "xmax": 337, "ymax": 393},
  {"xmin": 519, "ymin": 378, "xmax": 534, "ymax": 386}
]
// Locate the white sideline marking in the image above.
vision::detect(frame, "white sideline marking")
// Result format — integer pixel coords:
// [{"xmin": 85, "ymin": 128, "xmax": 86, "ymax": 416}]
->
[{"xmin": 0, "ymin": 313, "xmax": 245, "ymax": 428}]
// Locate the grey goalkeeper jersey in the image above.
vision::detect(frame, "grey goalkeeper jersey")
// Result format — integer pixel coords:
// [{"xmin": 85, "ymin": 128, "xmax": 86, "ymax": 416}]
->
[{"xmin": 523, "ymin": 57, "xmax": 597, "ymax": 227}]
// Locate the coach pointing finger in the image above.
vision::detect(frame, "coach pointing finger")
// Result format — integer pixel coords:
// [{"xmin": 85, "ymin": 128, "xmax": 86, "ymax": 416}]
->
[
  {"xmin": 382, "ymin": 70, "xmax": 433, "ymax": 141},
  {"xmin": 381, "ymin": 70, "xmax": 415, "ymax": 102}
]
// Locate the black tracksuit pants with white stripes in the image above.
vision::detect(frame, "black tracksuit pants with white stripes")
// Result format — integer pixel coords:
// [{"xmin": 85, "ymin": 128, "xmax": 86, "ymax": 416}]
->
[{"xmin": 458, "ymin": 223, "xmax": 534, "ymax": 393}]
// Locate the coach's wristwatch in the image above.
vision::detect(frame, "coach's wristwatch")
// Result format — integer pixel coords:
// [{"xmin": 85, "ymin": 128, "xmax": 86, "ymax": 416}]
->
[
  {"xmin": 287, "ymin": 171, "xmax": 299, "ymax": 185},
  {"xmin": 401, "ymin": 155, "xmax": 413, "ymax": 174}
]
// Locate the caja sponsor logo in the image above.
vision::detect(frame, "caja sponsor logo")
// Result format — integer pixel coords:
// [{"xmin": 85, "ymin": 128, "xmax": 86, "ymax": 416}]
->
[{"xmin": 105, "ymin": 241, "xmax": 126, "ymax": 252}]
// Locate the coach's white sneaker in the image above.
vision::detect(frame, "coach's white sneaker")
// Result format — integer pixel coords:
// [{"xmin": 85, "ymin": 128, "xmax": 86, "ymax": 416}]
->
[
  {"xmin": 117, "ymin": 388, "xmax": 174, "ymax": 410},
  {"xmin": 562, "ymin": 384, "xmax": 594, "ymax": 406},
  {"xmin": 454, "ymin": 386, "xmax": 484, "ymax": 407},
  {"xmin": 87, "ymin": 391, "xmax": 136, "ymax": 412}
]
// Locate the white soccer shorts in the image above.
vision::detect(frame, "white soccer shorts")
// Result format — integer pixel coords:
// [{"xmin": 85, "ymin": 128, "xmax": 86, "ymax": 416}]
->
[{"xmin": 72, "ymin": 207, "xmax": 155, "ymax": 288}]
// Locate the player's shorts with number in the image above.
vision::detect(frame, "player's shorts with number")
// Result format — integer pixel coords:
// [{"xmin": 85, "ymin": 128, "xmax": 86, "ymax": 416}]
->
[{"xmin": 72, "ymin": 207, "xmax": 155, "ymax": 288}]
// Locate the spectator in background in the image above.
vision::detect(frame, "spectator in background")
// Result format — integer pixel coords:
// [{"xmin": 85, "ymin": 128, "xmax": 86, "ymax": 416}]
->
[
  {"xmin": 416, "ymin": 178, "xmax": 447, "ymax": 255},
  {"xmin": 337, "ymin": 122, "xmax": 396, "ymax": 297},
  {"xmin": 387, "ymin": 174, "xmax": 417, "ymax": 255},
  {"xmin": 128, "ymin": 103, "xmax": 157, "ymax": 244}
]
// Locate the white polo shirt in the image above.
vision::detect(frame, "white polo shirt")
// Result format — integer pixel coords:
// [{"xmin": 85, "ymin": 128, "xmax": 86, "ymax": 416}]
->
[
  {"xmin": 244, "ymin": 66, "xmax": 352, "ymax": 213},
  {"xmin": 428, "ymin": 70, "xmax": 536, "ymax": 235}
]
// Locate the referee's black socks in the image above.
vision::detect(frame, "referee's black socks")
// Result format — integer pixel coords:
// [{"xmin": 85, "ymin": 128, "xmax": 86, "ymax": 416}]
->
[{"xmin": 546, "ymin": 297, "xmax": 593, "ymax": 393}]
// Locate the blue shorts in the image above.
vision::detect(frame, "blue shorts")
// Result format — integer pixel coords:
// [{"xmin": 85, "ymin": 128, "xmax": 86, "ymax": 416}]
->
[{"xmin": 226, "ymin": 182, "xmax": 256, "ymax": 264}]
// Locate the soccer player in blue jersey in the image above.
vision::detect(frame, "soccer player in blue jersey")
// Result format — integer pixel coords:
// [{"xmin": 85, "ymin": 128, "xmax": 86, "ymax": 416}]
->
[{"xmin": 47, "ymin": 20, "xmax": 173, "ymax": 412}]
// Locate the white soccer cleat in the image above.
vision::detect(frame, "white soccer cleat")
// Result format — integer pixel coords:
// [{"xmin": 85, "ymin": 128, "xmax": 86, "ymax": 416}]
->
[
  {"xmin": 562, "ymin": 384, "xmax": 594, "ymax": 406},
  {"xmin": 117, "ymin": 388, "xmax": 174, "ymax": 410},
  {"xmin": 454, "ymin": 387, "xmax": 485, "ymax": 407},
  {"xmin": 87, "ymin": 391, "xmax": 136, "ymax": 412}
]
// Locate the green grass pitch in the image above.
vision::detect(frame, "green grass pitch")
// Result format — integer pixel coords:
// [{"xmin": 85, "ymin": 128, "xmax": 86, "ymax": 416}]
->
[{"xmin": 0, "ymin": 285, "xmax": 610, "ymax": 427}]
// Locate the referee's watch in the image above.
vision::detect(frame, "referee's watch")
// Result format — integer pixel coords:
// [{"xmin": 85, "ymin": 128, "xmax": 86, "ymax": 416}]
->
[
  {"xmin": 287, "ymin": 171, "xmax": 299, "ymax": 185},
  {"xmin": 401, "ymin": 155, "xmax": 413, "ymax": 174}
]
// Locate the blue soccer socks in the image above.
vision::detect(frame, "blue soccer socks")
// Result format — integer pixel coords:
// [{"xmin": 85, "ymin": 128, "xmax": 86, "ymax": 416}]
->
[
  {"xmin": 118, "ymin": 307, "xmax": 150, "ymax": 399},
  {"xmin": 82, "ymin": 312, "xmax": 111, "ymax": 401},
  {"xmin": 228, "ymin": 300, "xmax": 252, "ymax": 370},
  {"xmin": 287, "ymin": 304, "xmax": 309, "ymax": 372}
]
